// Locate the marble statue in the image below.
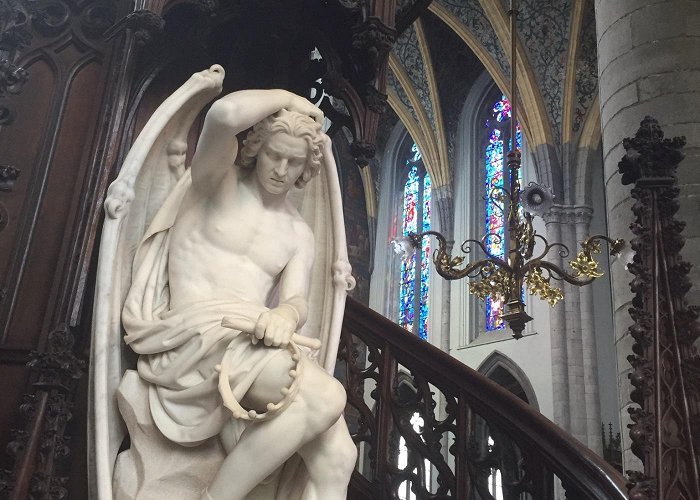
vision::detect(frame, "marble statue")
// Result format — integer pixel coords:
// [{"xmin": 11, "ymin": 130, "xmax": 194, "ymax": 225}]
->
[{"xmin": 90, "ymin": 65, "xmax": 357, "ymax": 500}]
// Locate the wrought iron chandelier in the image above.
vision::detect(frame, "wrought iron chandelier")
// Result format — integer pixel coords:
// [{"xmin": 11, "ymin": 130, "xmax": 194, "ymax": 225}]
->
[{"xmin": 400, "ymin": 0, "xmax": 624, "ymax": 338}]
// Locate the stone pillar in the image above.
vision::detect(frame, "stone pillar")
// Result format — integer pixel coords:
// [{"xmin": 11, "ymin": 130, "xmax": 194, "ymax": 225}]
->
[
  {"xmin": 594, "ymin": 0, "xmax": 700, "ymax": 469},
  {"xmin": 433, "ymin": 184, "xmax": 454, "ymax": 353},
  {"xmin": 574, "ymin": 210, "xmax": 603, "ymax": 455},
  {"xmin": 543, "ymin": 209, "xmax": 570, "ymax": 433},
  {"xmin": 543, "ymin": 206, "xmax": 602, "ymax": 453}
]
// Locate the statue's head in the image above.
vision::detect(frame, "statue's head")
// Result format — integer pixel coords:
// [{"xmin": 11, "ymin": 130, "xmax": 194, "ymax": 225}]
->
[{"xmin": 240, "ymin": 109, "xmax": 323, "ymax": 190}]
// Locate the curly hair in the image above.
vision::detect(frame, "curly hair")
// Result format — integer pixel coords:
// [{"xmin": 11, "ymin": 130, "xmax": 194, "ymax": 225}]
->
[{"xmin": 239, "ymin": 108, "xmax": 323, "ymax": 189}]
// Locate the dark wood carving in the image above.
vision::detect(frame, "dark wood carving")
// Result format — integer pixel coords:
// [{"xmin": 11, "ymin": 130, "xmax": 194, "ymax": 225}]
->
[
  {"xmin": 602, "ymin": 422, "xmax": 622, "ymax": 473},
  {"xmin": 0, "ymin": 0, "xmax": 36, "ymax": 125},
  {"xmin": 0, "ymin": 0, "xmax": 30, "ymax": 240},
  {"xmin": 4, "ymin": 326, "xmax": 84, "ymax": 500},
  {"xmin": 340, "ymin": 298, "xmax": 628, "ymax": 499},
  {"xmin": 308, "ymin": 0, "xmax": 434, "ymax": 167},
  {"xmin": 0, "ymin": 0, "xmax": 126, "ymax": 497},
  {"xmin": 0, "ymin": 164, "xmax": 18, "ymax": 233},
  {"xmin": 311, "ymin": 0, "xmax": 398, "ymax": 167},
  {"xmin": 620, "ymin": 116, "xmax": 700, "ymax": 500}
]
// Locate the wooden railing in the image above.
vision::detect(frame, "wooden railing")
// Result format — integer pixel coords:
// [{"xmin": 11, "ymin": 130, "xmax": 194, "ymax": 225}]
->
[{"xmin": 339, "ymin": 298, "xmax": 628, "ymax": 500}]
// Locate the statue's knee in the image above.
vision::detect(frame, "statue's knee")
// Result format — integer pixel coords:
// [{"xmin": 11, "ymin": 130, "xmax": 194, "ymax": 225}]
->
[
  {"xmin": 336, "ymin": 431, "xmax": 358, "ymax": 472},
  {"xmin": 322, "ymin": 377, "xmax": 347, "ymax": 420},
  {"xmin": 307, "ymin": 376, "xmax": 346, "ymax": 430}
]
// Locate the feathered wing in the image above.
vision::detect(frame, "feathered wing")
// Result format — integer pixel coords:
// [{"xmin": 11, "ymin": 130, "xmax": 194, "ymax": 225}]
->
[{"xmin": 89, "ymin": 65, "xmax": 224, "ymax": 500}]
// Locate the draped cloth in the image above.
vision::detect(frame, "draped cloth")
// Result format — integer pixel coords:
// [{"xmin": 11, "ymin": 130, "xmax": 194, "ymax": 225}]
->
[{"xmin": 119, "ymin": 171, "xmax": 307, "ymax": 498}]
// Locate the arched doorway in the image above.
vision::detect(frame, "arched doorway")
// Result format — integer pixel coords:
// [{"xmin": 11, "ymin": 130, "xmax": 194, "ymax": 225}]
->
[{"xmin": 471, "ymin": 352, "xmax": 540, "ymax": 500}]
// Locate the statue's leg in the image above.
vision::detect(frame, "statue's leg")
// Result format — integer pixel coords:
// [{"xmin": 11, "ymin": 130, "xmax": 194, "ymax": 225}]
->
[
  {"xmin": 297, "ymin": 417, "xmax": 357, "ymax": 500},
  {"xmin": 207, "ymin": 355, "xmax": 347, "ymax": 500}
]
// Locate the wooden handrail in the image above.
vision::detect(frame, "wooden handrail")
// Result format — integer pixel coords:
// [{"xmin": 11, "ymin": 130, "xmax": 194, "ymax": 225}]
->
[{"xmin": 341, "ymin": 297, "xmax": 628, "ymax": 499}]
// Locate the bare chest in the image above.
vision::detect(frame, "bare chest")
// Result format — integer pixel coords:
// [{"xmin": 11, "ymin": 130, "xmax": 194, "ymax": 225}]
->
[{"xmin": 171, "ymin": 202, "xmax": 298, "ymax": 279}]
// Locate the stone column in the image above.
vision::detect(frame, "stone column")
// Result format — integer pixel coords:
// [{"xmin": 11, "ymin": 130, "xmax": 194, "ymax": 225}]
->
[
  {"xmin": 543, "ymin": 209, "xmax": 570, "ymax": 433},
  {"xmin": 433, "ymin": 184, "xmax": 454, "ymax": 353},
  {"xmin": 543, "ymin": 206, "xmax": 602, "ymax": 453},
  {"xmin": 574, "ymin": 209, "xmax": 603, "ymax": 455},
  {"xmin": 594, "ymin": 0, "xmax": 700, "ymax": 469}
]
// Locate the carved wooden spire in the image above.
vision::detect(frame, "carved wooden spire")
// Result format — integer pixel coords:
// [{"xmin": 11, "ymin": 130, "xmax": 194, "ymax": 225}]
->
[{"xmin": 621, "ymin": 116, "xmax": 700, "ymax": 500}]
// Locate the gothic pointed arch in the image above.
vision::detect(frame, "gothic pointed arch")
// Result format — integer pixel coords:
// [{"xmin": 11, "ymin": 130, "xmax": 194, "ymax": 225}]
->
[{"xmin": 477, "ymin": 350, "xmax": 539, "ymax": 409}]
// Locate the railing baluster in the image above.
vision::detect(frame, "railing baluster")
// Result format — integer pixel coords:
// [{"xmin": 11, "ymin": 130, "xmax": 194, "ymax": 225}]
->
[
  {"xmin": 455, "ymin": 394, "xmax": 469, "ymax": 498},
  {"xmin": 375, "ymin": 342, "xmax": 395, "ymax": 495}
]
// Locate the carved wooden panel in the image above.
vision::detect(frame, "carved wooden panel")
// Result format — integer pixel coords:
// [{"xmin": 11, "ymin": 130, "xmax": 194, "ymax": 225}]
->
[
  {"xmin": 0, "ymin": 0, "xmax": 117, "ymax": 494},
  {"xmin": 0, "ymin": 365, "xmax": 29, "ymax": 470},
  {"xmin": 0, "ymin": 0, "xmax": 112, "ymax": 347},
  {"xmin": 3, "ymin": 61, "xmax": 104, "ymax": 348}
]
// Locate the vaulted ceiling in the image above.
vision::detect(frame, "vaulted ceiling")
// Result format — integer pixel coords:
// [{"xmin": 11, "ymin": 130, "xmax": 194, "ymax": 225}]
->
[{"xmin": 380, "ymin": 0, "xmax": 599, "ymax": 205}]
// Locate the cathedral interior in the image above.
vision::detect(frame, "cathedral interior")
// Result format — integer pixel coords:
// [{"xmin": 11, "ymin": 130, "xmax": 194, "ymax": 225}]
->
[{"xmin": 0, "ymin": 0, "xmax": 698, "ymax": 498}]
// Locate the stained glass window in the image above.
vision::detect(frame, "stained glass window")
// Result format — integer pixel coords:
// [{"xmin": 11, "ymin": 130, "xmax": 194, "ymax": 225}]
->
[
  {"xmin": 399, "ymin": 143, "xmax": 431, "ymax": 339},
  {"xmin": 484, "ymin": 95, "xmax": 522, "ymax": 331}
]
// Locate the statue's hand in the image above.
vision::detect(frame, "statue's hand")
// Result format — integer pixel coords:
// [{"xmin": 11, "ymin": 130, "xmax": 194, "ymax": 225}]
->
[
  {"xmin": 286, "ymin": 93, "xmax": 324, "ymax": 124},
  {"xmin": 253, "ymin": 305, "xmax": 298, "ymax": 348}
]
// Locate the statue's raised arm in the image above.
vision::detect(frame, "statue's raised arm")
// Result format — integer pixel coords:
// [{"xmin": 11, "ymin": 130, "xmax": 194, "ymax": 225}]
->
[
  {"xmin": 190, "ymin": 89, "xmax": 323, "ymax": 198},
  {"xmin": 91, "ymin": 66, "xmax": 356, "ymax": 500}
]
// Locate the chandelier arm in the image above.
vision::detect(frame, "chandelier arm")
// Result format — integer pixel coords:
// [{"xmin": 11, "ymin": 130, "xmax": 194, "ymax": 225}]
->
[
  {"xmin": 542, "ymin": 266, "xmax": 567, "ymax": 282},
  {"xmin": 411, "ymin": 231, "xmax": 513, "ymax": 281},
  {"xmin": 477, "ymin": 233, "xmax": 507, "ymax": 258},
  {"xmin": 528, "ymin": 234, "xmax": 570, "ymax": 262},
  {"xmin": 459, "ymin": 236, "xmax": 510, "ymax": 270},
  {"xmin": 581, "ymin": 234, "xmax": 626, "ymax": 255},
  {"xmin": 435, "ymin": 256, "xmax": 507, "ymax": 281},
  {"xmin": 529, "ymin": 260, "xmax": 595, "ymax": 287},
  {"xmin": 486, "ymin": 186, "xmax": 511, "ymax": 217}
]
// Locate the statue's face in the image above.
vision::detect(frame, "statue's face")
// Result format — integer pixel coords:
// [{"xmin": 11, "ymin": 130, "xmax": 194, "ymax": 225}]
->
[{"xmin": 255, "ymin": 132, "xmax": 309, "ymax": 195}]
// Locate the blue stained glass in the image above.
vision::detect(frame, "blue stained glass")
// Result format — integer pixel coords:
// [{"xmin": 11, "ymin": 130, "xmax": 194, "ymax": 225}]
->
[
  {"xmin": 411, "ymin": 142, "xmax": 422, "ymax": 163},
  {"xmin": 399, "ymin": 252, "xmax": 416, "ymax": 331},
  {"xmin": 493, "ymin": 95, "xmax": 511, "ymax": 122},
  {"xmin": 485, "ymin": 129, "xmax": 505, "ymax": 258},
  {"xmin": 399, "ymin": 144, "xmax": 430, "ymax": 339},
  {"xmin": 400, "ymin": 164, "xmax": 420, "ymax": 332},
  {"xmin": 419, "ymin": 174, "xmax": 431, "ymax": 340},
  {"xmin": 508, "ymin": 123, "xmax": 523, "ymax": 152},
  {"xmin": 485, "ymin": 127, "xmax": 505, "ymax": 331},
  {"xmin": 484, "ymin": 95, "xmax": 524, "ymax": 331}
]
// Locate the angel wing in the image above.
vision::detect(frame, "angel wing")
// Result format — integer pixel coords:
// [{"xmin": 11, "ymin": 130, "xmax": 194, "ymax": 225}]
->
[
  {"xmin": 89, "ymin": 65, "xmax": 354, "ymax": 499},
  {"xmin": 90, "ymin": 65, "xmax": 225, "ymax": 500}
]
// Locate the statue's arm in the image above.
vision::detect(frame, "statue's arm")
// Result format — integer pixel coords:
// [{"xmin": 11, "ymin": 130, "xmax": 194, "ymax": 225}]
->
[
  {"xmin": 253, "ymin": 223, "xmax": 315, "ymax": 348},
  {"xmin": 190, "ymin": 89, "xmax": 323, "ymax": 196}
]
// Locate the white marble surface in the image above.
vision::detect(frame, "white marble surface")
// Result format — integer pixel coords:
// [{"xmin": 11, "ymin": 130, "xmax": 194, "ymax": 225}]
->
[{"xmin": 91, "ymin": 66, "xmax": 355, "ymax": 500}]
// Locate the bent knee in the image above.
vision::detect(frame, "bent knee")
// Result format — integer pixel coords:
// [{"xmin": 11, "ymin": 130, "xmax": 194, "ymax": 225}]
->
[
  {"xmin": 303, "ymin": 375, "xmax": 347, "ymax": 430},
  {"xmin": 336, "ymin": 431, "xmax": 358, "ymax": 471},
  {"xmin": 318, "ymin": 377, "xmax": 347, "ymax": 420}
]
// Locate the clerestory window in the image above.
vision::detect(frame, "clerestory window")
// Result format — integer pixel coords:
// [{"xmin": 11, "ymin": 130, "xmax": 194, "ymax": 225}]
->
[
  {"xmin": 483, "ymin": 94, "xmax": 522, "ymax": 331},
  {"xmin": 398, "ymin": 143, "xmax": 432, "ymax": 340}
]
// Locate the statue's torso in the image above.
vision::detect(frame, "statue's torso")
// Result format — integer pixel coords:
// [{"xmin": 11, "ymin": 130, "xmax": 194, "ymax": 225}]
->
[{"xmin": 168, "ymin": 175, "xmax": 307, "ymax": 309}]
